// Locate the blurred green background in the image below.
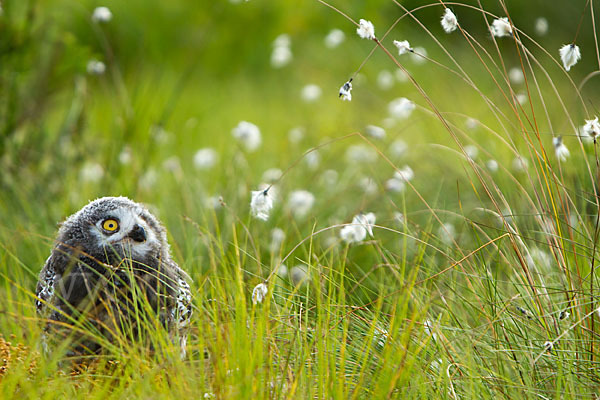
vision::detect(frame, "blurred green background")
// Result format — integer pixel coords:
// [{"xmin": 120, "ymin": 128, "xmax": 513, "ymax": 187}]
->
[{"xmin": 1, "ymin": 0, "xmax": 597, "ymax": 284}]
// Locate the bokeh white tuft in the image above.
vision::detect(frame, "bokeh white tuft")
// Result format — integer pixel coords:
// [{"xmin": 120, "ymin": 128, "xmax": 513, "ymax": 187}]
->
[
  {"xmin": 287, "ymin": 190, "xmax": 315, "ymax": 219},
  {"xmin": 193, "ymin": 148, "xmax": 218, "ymax": 170},
  {"xmin": 92, "ymin": 6, "xmax": 112, "ymax": 23},
  {"xmin": 301, "ymin": 84, "xmax": 322, "ymax": 102},
  {"xmin": 388, "ymin": 97, "xmax": 415, "ymax": 119},
  {"xmin": 232, "ymin": 121, "xmax": 262, "ymax": 152},
  {"xmin": 553, "ymin": 136, "xmax": 570, "ymax": 162},
  {"xmin": 86, "ymin": 60, "xmax": 106, "ymax": 75},
  {"xmin": 324, "ymin": 29, "xmax": 345, "ymax": 48}
]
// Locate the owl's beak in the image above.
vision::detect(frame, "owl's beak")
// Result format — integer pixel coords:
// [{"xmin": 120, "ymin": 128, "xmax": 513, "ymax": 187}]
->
[{"xmin": 128, "ymin": 224, "xmax": 147, "ymax": 242}]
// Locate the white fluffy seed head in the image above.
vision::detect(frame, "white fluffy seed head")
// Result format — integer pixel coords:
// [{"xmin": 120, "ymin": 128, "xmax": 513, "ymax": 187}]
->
[
  {"xmin": 271, "ymin": 35, "xmax": 292, "ymax": 68},
  {"xmin": 464, "ymin": 145, "xmax": 478, "ymax": 160},
  {"xmin": 395, "ymin": 69, "xmax": 409, "ymax": 83},
  {"xmin": 273, "ymin": 34, "xmax": 290, "ymax": 48},
  {"xmin": 535, "ymin": 17, "xmax": 548, "ymax": 36},
  {"xmin": 262, "ymin": 168, "xmax": 283, "ymax": 183},
  {"xmin": 339, "ymin": 80, "xmax": 352, "ymax": 101},
  {"xmin": 252, "ymin": 283, "xmax": 269, "ymax": 305},
  {"xmin": 271, "ymin": 46, "xmax": 292, "ymax": 68},
  {"xmin": 410, "ymin": 47, "xmax": 428, "ymax": 64},
  {"xmin": 553, "ymin": 136, "xmax": 570, "ymax": 162},
  {"xmin": 394, "ymin": 212, "xmax": 405, "ymax": 225},
  {"xmin": 193, "ymin": 148, "xmax": 218, "ymax": 170},
  {"xmin": 385, "ymin": 178, "xmax": 405, "ymax": 193},
  {"xmin": 394, "ymin": 165, "xmax": 414, "ymax": 181},
  {"xmin": 365, "ymin": 125, "xmax": 386, "ymax": 140},
  {"xmin": 583, "ymin": 117, "xmax": 600, "ymax": 140},
  {"xmin": 324, "ymin": 29, "xmax": 345, "ymax": 48},
  {"xmin": 355, "ymin": 212, "xmax": 376, "ymax": 236},
  {"xmin": 552, "ymin": 136, "xmax": 562, "ymax": 147},
  {"xmin": 441, "ymin": 8, "xmax": 458, "ymax": 33},
  {"xmin": 287, "ymin": 190, "xmax": 315, "ymax": 218},
  {"xmin": 162, "ymin": 156, "xmax": 181, "ymax": 173},
  {"xmin": 345, "ymin": 145, "xmax": 377, "ymax": 164},
  {"xmin": 139, "ymin": 168, "xmax": 158, "ymax": 190},
  {"xmin": 356, "ymin": 19, "xmax": 375, "ymax": 40},
  {"xmin": 515, "ymin": 93, "xmax": 529, "ymax": 105},
  {"xmin": 290, "ymin": 265, "xmax": 309, "ymax": 286},
  {"xmin": 80, "ymin": 162, "xmax": 104, "ymax": 183},
  {"xmin": 232, "ymin": 121, "xmax": 262, "ymax": 152},
  {"xmin": 270, "ymin": 228, "xmax": 286, "ymax": 252},
  {"xmin": 466, "ymin": 118, "xmax": 478, "ymax": 130},
  {"xmin": 389, "ymin": 139, "xmax": 408, "ymax": 158},
  {"xmin": 486, "ymin": 159, "xmax": 498, "ymax": 172},
  {"xmin": 304, "ymin": 151, "xmax": 320, "ymax": 170},
  {"xmin": 340, "ymin": 212, "xmax": 375, "ymax": 243},
  {"xmin": 516, "ymin": 93, "xmax": 527, "ymax": 105},
  {"xmin": 277, "ymin": 264, "xmax": 288, "ymax": 277},
  {"xmin": 555, "ymin": 143, "xmax": 570, "ymax": 162},
  {"xmin": 340, "ymin": 224, "xmax": 366, "ymax": 243},
  {"xmin": 86, "ymin": 60, "xmax": 106, "ymax": 75},
  {"xmin": 509, "ymin": 67, "xmax": 524, "ymax": 84},
  {"xmin": 438, "ymin": 223, "xmax": 456, "ymax": 245},
  {"xmin": 388, "ymin": 97, "xmax": 415, "ymax": 119},
  {"xmin": 491, "ymin": 17, "xmax": 512, "ymax": 37},
  {"xmin": 301, "ymin": 84, "xmax": 322, "ymax": 102},
  {"xmin": 512, "ymin": 156, "xmax": 529, "ymax": 172},
  {"xmin": 250, "ymin": 189, "xmax": 274, "ymax": 221},
  {"xmin": 559, "ymin": 44, "xmax": 581, "ymax": 71},
  {"xmin": 321, "ymin": 169, "xmax": 339, "ymax": 186},
  {"xmin": 393, "ymin": 40, "xmax": 412, "ymax": 55},
  {"xmin": 377, "ymin": 70, "xmax": 394, "ymax": 90},
  {"xmin": 92, "ymin": 6, "xmax": 112, "ymax": 23},
  {"xmin": 359, "ymin": 177, "xmax": 378, "ymax": 194},
  {"xmin": 118, "ymin": 146, "xmax": 132, "ymax": 165},
  {"xmin": 288, "ymin": 127, "xmax": 305, "ymax": 143}
]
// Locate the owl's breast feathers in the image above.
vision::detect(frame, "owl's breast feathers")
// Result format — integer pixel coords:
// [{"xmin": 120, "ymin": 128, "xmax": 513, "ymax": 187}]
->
[{"xmin": 35, "ymin": 249, "xmax": 192, "ymax": 346}]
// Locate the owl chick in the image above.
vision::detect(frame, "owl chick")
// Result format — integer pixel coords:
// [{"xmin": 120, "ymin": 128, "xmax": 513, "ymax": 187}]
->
[{"xmin": 35, "ymin": 197, "xmax": 192, "ymax": 358}]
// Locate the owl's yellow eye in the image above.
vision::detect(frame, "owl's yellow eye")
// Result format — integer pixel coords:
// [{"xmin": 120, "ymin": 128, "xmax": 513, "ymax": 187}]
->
[{"xmin": 102, "ymin": 219, "xmax": 119, "ymax": 232}]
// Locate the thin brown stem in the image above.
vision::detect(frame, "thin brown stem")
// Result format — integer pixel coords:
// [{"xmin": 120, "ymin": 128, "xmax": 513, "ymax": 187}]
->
[{"xmin": 574, "ymin": 0, "xmax": 592, "ymax": 43}]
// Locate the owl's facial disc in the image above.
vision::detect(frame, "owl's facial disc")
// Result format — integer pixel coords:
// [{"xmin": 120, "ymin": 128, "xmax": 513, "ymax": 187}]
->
[{"xmin": 90, "ymin": 206, "xmax": 159, "ymax": 258}]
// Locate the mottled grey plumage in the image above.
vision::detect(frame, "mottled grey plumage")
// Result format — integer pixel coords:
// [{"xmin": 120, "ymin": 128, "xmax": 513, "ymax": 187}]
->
[{"xmin": 36, "ymin": 197, "xmax": 192, "ymax": 358}]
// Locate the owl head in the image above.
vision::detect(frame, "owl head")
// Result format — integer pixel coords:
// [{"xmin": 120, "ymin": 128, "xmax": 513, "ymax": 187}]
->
[{"xmin": 54, "ymin": 196, "xmax": 170, "ymax": 270}]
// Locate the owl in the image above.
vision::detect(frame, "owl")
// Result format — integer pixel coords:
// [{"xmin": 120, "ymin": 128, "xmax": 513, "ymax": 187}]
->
[{"xmin": 35, "ymin": 197, "xmax": 192, "ymax": 358}]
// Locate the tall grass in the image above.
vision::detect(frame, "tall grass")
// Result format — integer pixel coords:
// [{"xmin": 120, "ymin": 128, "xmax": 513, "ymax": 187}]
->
[{"xmin": 1, "ymin": 0, "xmax": 600, "ymax": 398}]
